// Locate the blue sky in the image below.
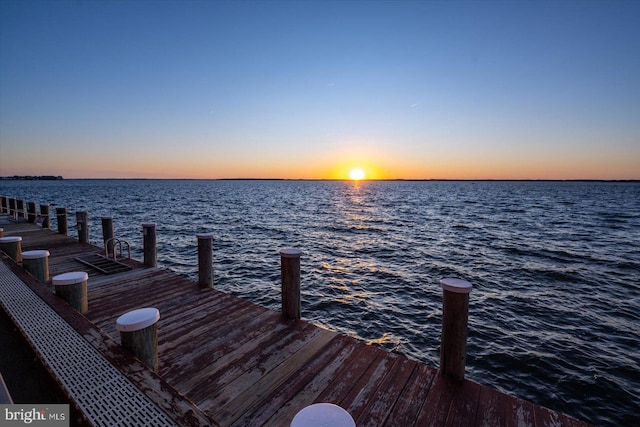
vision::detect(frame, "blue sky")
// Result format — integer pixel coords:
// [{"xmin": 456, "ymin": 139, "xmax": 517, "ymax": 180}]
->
[{"xmin": 1, "ymin": 0, "xmax": 639, "ymax": 179}]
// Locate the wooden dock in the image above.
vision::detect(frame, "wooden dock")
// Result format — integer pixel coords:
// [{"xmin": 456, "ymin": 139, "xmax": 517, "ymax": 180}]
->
[{"xmin": 0, "ymin": 218, "xmax": 591, "ymax": 426}]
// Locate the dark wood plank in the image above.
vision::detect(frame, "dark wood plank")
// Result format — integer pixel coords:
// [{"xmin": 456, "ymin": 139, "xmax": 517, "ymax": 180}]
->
[
  {"xmin": 314, "ymin": 344, "xmax": 382, "ymax": 404},
  {"xmin": 239, "ymin": 334, "xmax": 358, "ymax": 427},
  {"xmin": 355, "ymin": 355, "xmax": 418, "ymax": 426},
  {"xmin": 446, "ymin": 380, "xmax": 481, "ymax": 427},
  {"xmin": 475, "ymin": 383, "xmax": 508, "ymax": 427},
  {"xmin": 385, "ymin": 363, "xmax": 438, "ymax": 426},
  {"xmin": 415, "ymin": 373, "xmax": 458, "ymax": 427},
  {"xmin": 210, "ymin": 328, "xmax": 336, "ymax": 425}
]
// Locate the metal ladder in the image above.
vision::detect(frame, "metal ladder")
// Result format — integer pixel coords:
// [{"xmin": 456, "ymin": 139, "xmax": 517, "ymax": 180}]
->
[{"xmin": 104, "ymin": 237, "xmax": 131, "ymax": 260}]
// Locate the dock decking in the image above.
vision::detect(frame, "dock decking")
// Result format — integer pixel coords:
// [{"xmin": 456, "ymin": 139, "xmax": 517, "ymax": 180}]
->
[{"xmin": 0, "ymin": 219, "xmax": 591, "ymax": 426}]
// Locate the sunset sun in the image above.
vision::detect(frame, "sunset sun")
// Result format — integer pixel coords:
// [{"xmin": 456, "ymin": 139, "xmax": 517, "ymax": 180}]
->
[{"xmin": 349, "ymin": 168, "xmax": 366, "ymax": 181}]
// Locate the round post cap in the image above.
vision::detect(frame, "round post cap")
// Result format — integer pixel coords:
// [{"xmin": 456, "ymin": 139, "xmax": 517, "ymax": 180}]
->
[
  {"xmin": 280, "ymin": 248, "xmax": 302, "ymax": 258},
  {"xmin": 141, "ymin": 223, "xmax": 156, "ymax": 228},
  {"xmin": 21, "ymin": 250, "xmax": 50, "ymax": 259},
  {"xmin": 0, "ymin": 236, "xmax": 22, "ymax": 243},
  {"xmin": 116, "ymin": 307, "xmax": 160, "ymax": 332},
  {"xmin": 291, "ymin": 403, "xmax": 355, "ymax": 427},
  {"xmin": 196, "ymin": 232, "xmax": 215, "ymax": 239},
  {"xmin": 440, "ymin": 277, "xmax": 473, "ymax": 294},
  {"xmin": 52, "ymin": 271, "xmax": 89, "ymax": 285}
]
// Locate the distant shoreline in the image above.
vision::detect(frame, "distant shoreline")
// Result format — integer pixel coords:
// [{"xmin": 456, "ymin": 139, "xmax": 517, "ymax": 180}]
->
[{"xmin": 0, "ymin": 175, "xmax": 63, "ymax": 181}]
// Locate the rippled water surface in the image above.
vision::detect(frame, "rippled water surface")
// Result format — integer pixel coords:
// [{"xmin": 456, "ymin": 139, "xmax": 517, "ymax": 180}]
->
[{"xmin": 2, "ymin": 179, "xmax": 639, "ymax": 426}]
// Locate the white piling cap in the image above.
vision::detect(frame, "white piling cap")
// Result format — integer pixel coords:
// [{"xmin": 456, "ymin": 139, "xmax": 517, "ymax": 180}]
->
[
  {"xmin": 21, "ymin": 250, "xmax": 50, "ymax": 259},
  {"xmin": 280, "ymin": 248, "xmax": 302, "ymax": 258},
  {"xmin": 291, "ymin": 403, "xmax": 355, "ymax": 427},
  {"xmin": 52, "ymin": 271, "xmax": 89, "ymax": 285},
  {"xmin": 116, "ymin": 307, "xmax": 160, "ymax": 332},
  {"xmin": 196, "ymin": 232, "xmax": 215, "ymax": 239},
  {"xmin": 440, "ymin": 278, "xmax": 473, "ymax": 294},
  {"xmin": 0, "ymin": 236, "xmax": 22, "ymax": 243}
]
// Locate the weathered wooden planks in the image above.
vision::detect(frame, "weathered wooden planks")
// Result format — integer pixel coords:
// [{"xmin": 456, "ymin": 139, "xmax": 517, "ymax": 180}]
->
[{"xmin": 0, "ymin": 221, "xmax": 593, "ymax": 427}]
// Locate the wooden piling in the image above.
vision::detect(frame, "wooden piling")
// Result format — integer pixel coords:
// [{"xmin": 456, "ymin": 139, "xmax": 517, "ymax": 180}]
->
[
  {"xmin": 52, "ymin": 272, "xmax": 89, "ymax": 314},
  {"xmin": 280, "ymin": 248, "xmax": 302, "ymax": 319},
  {"xmin": 116, "ymin": 308, "xmax": 160, "ymax": 372},
  {"xmin": 27, "ymin": 202, "xmax": 37, "ymax": 223},
  {"xmin": 16, "ymin": 200, "xmax": 25, "ymax": 219},
  {"xmin": 197, "ymin": 233, "xmax": 214, "ymax": 288},
  {"xmin": 0, "ymin": 236, "xmax": 23, "ymax": 263},
  {"xmin": 40, "ymin": 204, "xmax": 50, "ymax": 228},
  {"xmin": 102, "ymin": 216, "xmax": 115, "ymax": 256},
  {"xmin": 22, "ymin": 250, "xmax": 50, "ymax": 283},
  {"xmin": 76, "ymin": 211, "xmax": 89, "ymax": 243},
  {"xmin": 142, "ymin": 223, "xmax": 157, "ymax": 267},
  {"xmin": 56, "ymin": 207, "xmax": 68, "ymax": 235},
  {"xmin": 8, "ymin": 198, "xmax": 15, "ymax": 218},
  {"xmin": 1, "ymin": 196, "xmax": 8, "ymax": 214},
  {"xmin": 0, "ymin": 229, "xmax": 3, "ymax": 238},
  {"xmin": 439, "ymin": 277, "xmax": 473, "ymax": 382}
]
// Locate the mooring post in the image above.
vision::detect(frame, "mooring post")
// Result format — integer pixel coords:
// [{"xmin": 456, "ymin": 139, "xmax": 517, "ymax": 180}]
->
[
  {"xmin": 22, "ymin": 250, "xmax": 50, "ymax": 283},
  {"xmin": 76, "ymin": 211, "xmax": 89, "ymax": 243},
  {"xmin": 40, "ymin": 204, "xmax": 50, "ymax": 228},
  {"xmin": 280, "ymin": 248, "xmax": 302, "ymax": 319},
  {"xmin": 56, "ymin": 207, "xmax": 68, "ymax": 235},
  {"xmin": 8, "ymin": 198, "xmax": 16, "ymax": 219},
  {"xmin": 0, "ymin": 196, "xmax": 7, "ymax": 214},
  {"xmin": 27, "ymin": 202, "xmax": 37, "ymax": 223},
  {"xmin": 197, "ymin": 233, "xmax": 214, "ymax": 288},
  {"xmin": 142, "ymin": 223, "xmax": 157, "ymax": 267},
  {"xmin": 102, "ymin": 216, "xmax": 115, "ymax": 256},
  {"xmin": 439, "ymin": 277, "xmax": 473, "ymax": 382},
  {"xmin": 0, "ymin": 236, "xmax": 22, "ymax": 262},
  {"xmin": 116, "ymin": 307, "xmax": 160, "ymax": 372},
  {"xmin": 52, "ymin": 272, "xmax": 89, "ymax": 314},
  {"xmin": 16, "ymin": 200, "xmax": 25, "ymax": 220},
  {"xmin": 0, "ymin": 229, "xmax": 3, "ymax": 238}
]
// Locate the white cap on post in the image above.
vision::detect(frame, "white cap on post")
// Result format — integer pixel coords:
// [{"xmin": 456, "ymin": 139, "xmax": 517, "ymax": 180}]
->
[
  {"xmin": 440, "ymin": 278, "xmax": 473, "ymax": 294},
  {"xmin": 196, "ymin": 232, "xmax": 215, "ymax": 239},
  {"xmin": 280, "ymin": 248, "xmax": 302, "ymax": 258},
  {"xmin": 291, "ymin": 403, "xmax": 355, "ymax": 427},
  {"xmin": 21, "ymin": 250, "xmax": 50, "ymax": 259},
  {"xmin": 116, "ymin": 307, "xmax": 160, "ymax": 332},
  {"xmin": 52, "ymin": 271, "xmax": 89, "ymax": 285}
]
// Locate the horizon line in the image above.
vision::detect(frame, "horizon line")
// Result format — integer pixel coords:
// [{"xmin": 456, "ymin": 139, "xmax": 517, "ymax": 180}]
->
[{"xmin": 2, "ymin": 176, "xmax": 638, "ymax": 182}]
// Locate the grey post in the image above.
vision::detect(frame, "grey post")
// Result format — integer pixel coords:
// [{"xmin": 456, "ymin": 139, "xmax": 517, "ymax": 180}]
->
[
  {"xmin": 8, "ymin": 198, "xmax": 16, "ymax": 218},
  {"xmin": 76, "ymin": 211, "xmax": 89, "ymax": 243},
  {"xmin": 53, "ymin": 272, "xmax": 89, "ymax": 314},
  {"xmin": 27, "ymin": 202, "xmax": 37, "ymax": 223},
  {"xmin": 142, "ymin": 223, "xmax": 157, "ymax": 267},
  {"xmin": 102, "ymin": 216, "xmax": 115, "ymax": 256},
  {"xmin": 0, "ymin": 237, "xmax": 22, "ymax": 263},
  {"xmin": 16, "ymin": 200, "xmax": 25, "ymax": 219},
  {"xmin": 22, "ymin": 250, "xmax": 50, "ymax": 283},
  {"xmin": 439, "ymin": 278, "xmax": 473, "ymax": 382},
  {"xmin": 197, "ymin": 233, "xmax": 214, "ymax": 288},
  {"xmin": 280, "ymin": 248, "xmax": 302, "ymax": 319},
  {"xmin": 56, "ymin": 207, "xmax": 68, "ymax": 235},
  {"xmin": 40, "ymin": 204, "xmax": 50, "ymax": 228},
  {"xmin": 116, "ymin": 308, "xmax": 160, "ymax": 372}
]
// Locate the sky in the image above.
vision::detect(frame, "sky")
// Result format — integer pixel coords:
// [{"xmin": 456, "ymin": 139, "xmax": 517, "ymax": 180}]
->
[{"xmin": 1, "ymin": 0, "xmax": 639, "ymax": 180}]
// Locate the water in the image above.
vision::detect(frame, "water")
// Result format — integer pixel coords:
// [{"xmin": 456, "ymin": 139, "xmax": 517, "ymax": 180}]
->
[{"xmin": 2, "ymin": 179, "xmax": 639, "ymax": 426}]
